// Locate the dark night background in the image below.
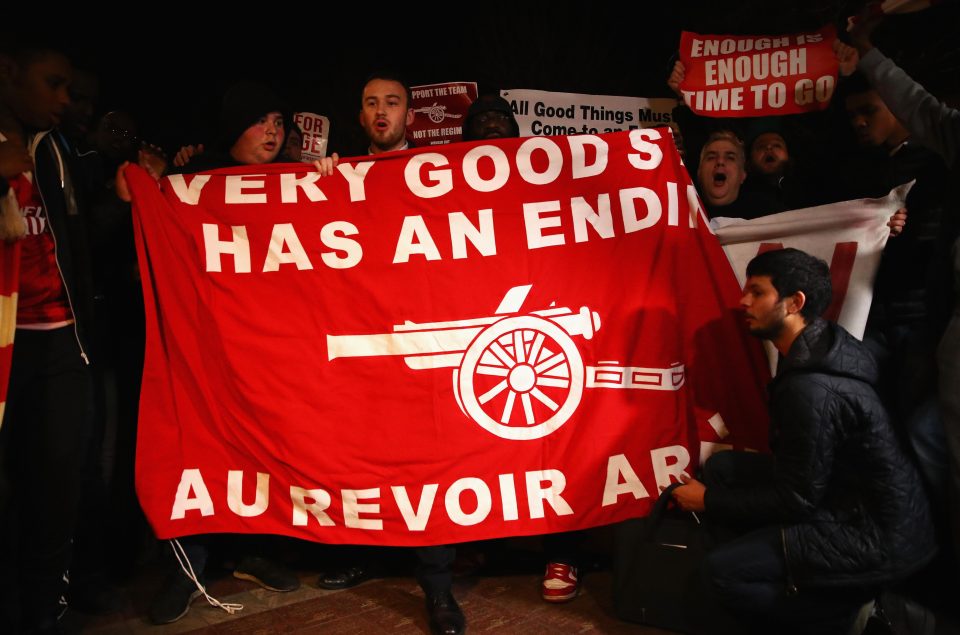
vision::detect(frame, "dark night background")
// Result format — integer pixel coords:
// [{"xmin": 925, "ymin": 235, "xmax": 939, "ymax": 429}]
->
[
  {"xmin": 9, "ymin": 1, "xmax": 960, "ymax": 156},
  {"xmin": 3, "ymin": 5, "xmax": 960, "ymax": 629}
]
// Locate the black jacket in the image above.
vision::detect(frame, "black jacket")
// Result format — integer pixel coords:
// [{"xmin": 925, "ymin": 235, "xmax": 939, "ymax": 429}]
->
[
  {"xmin": 703, "ymin": 189, "xmax": 785, "ymax": 221},
  {"xmin": 705, "ymin": 319, "xmax": 935, "ymax": 587},
  {"xmin": 28, "ymin": 131, "xmax": 96, "ymax": 361},
  {"xmin": 842, "ymin": 142, "xmax": 952, "ymax": 330}
]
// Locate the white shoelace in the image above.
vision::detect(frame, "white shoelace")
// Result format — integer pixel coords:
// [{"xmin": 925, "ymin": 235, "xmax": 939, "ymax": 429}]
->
[{"xmin": 170, "ymin": 539, "xmax": 244, "ymax": 615}]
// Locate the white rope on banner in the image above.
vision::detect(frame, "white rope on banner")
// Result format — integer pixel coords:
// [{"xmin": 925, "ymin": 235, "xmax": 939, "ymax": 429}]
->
[{"xmin": 170, "ymin": 539, "xmax": 244, "ymax": 615}]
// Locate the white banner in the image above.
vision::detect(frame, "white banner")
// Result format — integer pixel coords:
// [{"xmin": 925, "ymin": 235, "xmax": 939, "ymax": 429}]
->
[
  {"xmin": 500, "ymin": 89, "xmax": 677, "ymax": 137},
  {"xmin": 711, "ymin": 182, "xmax": 912, "ymax": 344}
]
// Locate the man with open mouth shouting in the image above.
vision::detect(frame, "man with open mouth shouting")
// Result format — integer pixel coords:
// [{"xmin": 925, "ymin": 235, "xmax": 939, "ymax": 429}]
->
[{"xmin": 696, "ymin": 129, "xmax": 782, "ymax": 220}]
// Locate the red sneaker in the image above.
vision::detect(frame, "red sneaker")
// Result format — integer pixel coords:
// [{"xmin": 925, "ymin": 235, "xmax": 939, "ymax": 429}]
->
[{"xmin": 541, "ymin": 562, "xmax": 579, "ymax": 603}]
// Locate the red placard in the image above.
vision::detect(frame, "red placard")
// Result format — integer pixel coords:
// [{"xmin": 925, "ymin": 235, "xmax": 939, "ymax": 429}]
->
[
  {"xmin": 408, "ymin": 82, "xmax": 478, "ymax": 146},
  {"xmin": 679, "ymin": 26, "xmax": 838, "ymax": 117},
  {"xmin": 127, "ymin": 130, "xmax": 770, "ymax": 546}
]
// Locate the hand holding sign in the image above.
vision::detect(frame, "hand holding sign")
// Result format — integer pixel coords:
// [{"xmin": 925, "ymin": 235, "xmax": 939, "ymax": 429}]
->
[
  {"xmin": 833, "ymin": 40, "xmax": 860, "ymax": 77},
  {"xmin": 667, "ymin": 61, "xmax": 686, "ymax": 99}
]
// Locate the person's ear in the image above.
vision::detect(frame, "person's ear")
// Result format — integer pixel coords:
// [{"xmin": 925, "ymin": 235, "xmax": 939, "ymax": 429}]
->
[{"xmin": 784, "ymin": 290, "xmax": 807, "ymax": 316}]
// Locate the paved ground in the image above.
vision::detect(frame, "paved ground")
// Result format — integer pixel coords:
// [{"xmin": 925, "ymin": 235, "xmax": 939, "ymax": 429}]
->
[
  {"xmin": 65, "ymin": 565, "xmax": 675, "ymax": 634},
  {"xmin": 57, "ymin": 534, "xmax": 960, "ymax": 634},
  {"xmin": 59, "ymin": 532, "xmax": 680, "ymax": 634}
]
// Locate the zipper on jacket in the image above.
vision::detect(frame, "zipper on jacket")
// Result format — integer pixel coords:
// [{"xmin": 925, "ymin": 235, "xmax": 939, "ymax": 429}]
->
[
  {"xmin": 780, "ymin": 526, "xmax": 798, "ymax": 596},
  {"xmin": 30, "ymin": 132, "xmax": 90, "ymax": 365}
]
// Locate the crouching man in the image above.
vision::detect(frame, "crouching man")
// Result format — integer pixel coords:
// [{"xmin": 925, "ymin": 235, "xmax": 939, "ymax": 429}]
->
[{"xmin": 672, "ymin": 248, "xmax": 935, "ymax": 634}]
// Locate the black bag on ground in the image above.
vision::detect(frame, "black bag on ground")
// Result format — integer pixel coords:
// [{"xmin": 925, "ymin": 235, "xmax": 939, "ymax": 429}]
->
[{"xmin": 613, "ymin": 482, "xmax": 739, "ymax": 634}]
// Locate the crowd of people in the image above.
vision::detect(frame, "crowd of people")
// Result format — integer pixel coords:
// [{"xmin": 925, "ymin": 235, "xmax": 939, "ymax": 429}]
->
[{"xmin": 1, "ymin": 7, "xmax": 959, "ymax": 635}]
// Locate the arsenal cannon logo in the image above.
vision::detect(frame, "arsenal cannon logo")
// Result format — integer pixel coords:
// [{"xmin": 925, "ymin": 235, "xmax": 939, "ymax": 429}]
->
[{"xmin": 327, "ymin": 285, "xmax": 684, "ymax": 440}]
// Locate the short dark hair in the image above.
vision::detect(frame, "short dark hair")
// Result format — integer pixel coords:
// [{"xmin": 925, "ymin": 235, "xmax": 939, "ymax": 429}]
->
[
  {"xmin": 748, "ymin": 130, "xmax": 787, "ymax": 155},
  {"xmin": 0, "ymin": 42, "xmax": 70, "ymax": 68},
  {"xmin": 0, "ymin": 48, "xmax": 71, "ymax": 90},
  {"xmin": 838, "ymin": 71, "xmax": 875, "ymax": 102},
  {"xmin": 361, "ymin": 72, "xmax": 412, "ymax": 107},
  {"xmin": 746, "ymin": 248, "xmax": 832, "ymax": 322}
]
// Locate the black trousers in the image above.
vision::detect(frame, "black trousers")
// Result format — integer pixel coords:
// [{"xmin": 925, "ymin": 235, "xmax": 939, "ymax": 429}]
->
[
  {"xmin": 0, "ymin": 327, "xmax": 93, "ymax": 631},
  {"xmin": 415, "ymin": 545, "xmax": 455, "ymax": 596},
  {"xmin": 702, "ymin": 451, "xmax": 871, "ymax": 635},
  {"xmin": 542, "ymin": 530, "xmax": 585, "ymax": 567},
  {"xmin": 704, "ymin": 527, "xmax": 871, "ymax": 635},
  {"xmin": 315, "ymin": 544, "xmax": 455, "ymax": 596}
]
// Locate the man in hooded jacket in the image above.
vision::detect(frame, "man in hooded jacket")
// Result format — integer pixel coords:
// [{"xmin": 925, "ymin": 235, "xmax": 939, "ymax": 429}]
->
[
  {"xmin": 672, "ymin": 248, "xmax": 935, "ymax": 634},
  {"xmin": 116, "ymin": 81, "xmax": 339, "ymax": 626}
]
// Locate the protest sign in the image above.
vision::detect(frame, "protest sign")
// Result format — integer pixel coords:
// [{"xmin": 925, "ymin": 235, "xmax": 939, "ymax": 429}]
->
[
  {"xmin": 293, "ymin": 112, "xmax": 330, "ymax": 162},
  {"xmin": 501, "ymin": 89, "xmax": 677, "ymax": 137},
  {"xmin": 408, "ymin": 82, "xmax": 478, "ymax": 145},
  {"xmin": 678, "ymin": 26, "xmax": 838, "ymax": 117}
]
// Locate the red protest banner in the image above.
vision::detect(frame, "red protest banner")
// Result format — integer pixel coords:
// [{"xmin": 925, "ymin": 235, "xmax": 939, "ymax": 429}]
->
[
  {"xmin": 679, "ymin": 26, "xmax": 838, "ymax": 117},
  {"xmin": 127, "ymin": 130, "xmax": 770, "ymax": 546}
]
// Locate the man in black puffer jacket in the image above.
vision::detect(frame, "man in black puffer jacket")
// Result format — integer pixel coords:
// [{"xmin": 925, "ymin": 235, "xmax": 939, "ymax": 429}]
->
[{"xmin": 672, "ymin": 248, "xmax": 935, "ymax": 634}]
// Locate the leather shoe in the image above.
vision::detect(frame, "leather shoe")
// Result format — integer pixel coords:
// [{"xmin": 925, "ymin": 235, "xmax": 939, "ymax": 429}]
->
[
  {"xmin": 317, "ymin": 565, "xmax": 371, "ymax": 590},
  {"xmin": 426, "ymin": 591, "xmax": 466, "ymax": 635},
  {"xmin": 234, "ymin": 556, "xmax": 300, "ymax": 592}
]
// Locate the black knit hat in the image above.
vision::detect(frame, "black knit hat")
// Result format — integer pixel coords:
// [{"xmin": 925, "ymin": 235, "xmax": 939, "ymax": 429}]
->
[
  {"xmin": 463, "ymin": 94, "xmax": 520, "ymax": 140},
  {"xmin": 217, "ymin": 81, "xmax": 288, "ymax": 151}
]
